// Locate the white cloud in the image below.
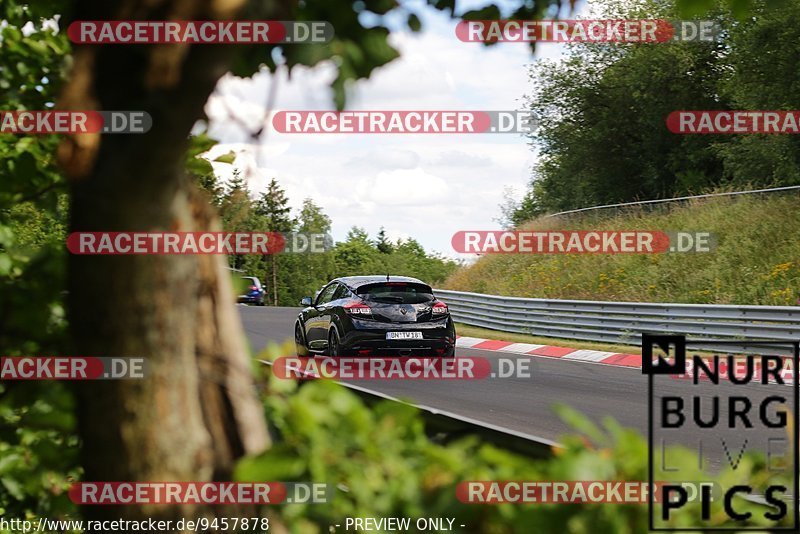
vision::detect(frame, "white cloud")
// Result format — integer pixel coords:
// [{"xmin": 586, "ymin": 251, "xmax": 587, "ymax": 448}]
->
[
  {"xmin": 369, "ymin": 168, "xmax": 449, "ymax": 206},
  {"xmin": 346, "ymin": 148, "xmax": 420, "ymax": 171}
]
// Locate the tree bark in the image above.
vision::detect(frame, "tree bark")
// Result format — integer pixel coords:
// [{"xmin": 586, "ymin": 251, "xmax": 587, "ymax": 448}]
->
[{"xmin": 61, "ymin": 0, "xmax": 271, "ymax": 524}]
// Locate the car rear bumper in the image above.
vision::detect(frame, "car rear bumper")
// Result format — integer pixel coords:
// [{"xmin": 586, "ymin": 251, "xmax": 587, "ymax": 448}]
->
[{"xmin": 341, "ymin": 318, "xmax": 456, "ymax": 356}]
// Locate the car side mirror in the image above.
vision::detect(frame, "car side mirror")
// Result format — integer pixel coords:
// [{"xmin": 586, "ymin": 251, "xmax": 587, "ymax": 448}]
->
[{"xmin": 300, "ymin": 297, "xmax": 312, "ymax": 307}]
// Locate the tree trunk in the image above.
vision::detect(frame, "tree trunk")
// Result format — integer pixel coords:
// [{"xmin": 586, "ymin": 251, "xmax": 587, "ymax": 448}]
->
[{"xmin": 61, "ymin": 0, "xmax": 271, "ymax": 524}]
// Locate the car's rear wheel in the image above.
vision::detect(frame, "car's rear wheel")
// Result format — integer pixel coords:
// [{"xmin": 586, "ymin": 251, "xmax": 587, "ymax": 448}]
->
[
  {"xmin": 327, "ymin": 329, "xmax": 340, "ymax": 357},
  {"xmin": 295, "ymin": 323, "xmax": 309, "ymax": 357}
]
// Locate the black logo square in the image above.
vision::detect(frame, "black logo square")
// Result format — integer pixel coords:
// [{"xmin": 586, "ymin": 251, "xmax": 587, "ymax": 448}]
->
[{"xmin": 642, "ymin": 333, "xmax": 686, "ymax": 375}]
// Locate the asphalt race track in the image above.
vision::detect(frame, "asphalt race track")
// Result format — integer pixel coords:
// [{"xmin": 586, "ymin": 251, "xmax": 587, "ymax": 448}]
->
[{"xmin": 241, "ymin": 305, "xmax": 794, "ymax": 470}]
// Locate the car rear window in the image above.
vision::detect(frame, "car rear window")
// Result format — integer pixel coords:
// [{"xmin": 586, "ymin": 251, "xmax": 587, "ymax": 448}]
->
[{"xmin": 356, "ymin": 282, "xmax": 434, "ymax": 304}]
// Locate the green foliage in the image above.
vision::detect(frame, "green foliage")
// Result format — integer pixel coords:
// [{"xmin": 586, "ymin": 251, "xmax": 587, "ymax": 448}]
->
[
  {"xmin": 253, "ymin": 179, "xmax": 295, "ymax": 304},
  {"xmin": 186, "ymin": 134, "xmax": 224, "ymax": 204},
  {"xmin": 256, "ymin": 179, "xmax": 294, "ymax": 234},
  {"xmin": 0, "ymin": 383, "xmax": 81, "ymax": 530},
  {"xmin": 0, "ymin": 6, "xmax": 75, "ymax": 522},
  {"xmin": 0, "ymin": 2, "xmax": 68, "ymax": 207},
  {"xmin": 374, "ymin": 227, "xmax": 393, "ymax": 254},
  {"xmin": 283, "ymin": 199, "xmax": 339, "ymax": 301},
  {"xmin": 332, "ymin": 230, "xmax": 458, "ymax": 290},
  {"xmin": 714, "ymin": 0, "xmax": 800, "ymax": 186},
  {"xmin": 0, "ymin": 1, "xmax": 70, "ymax": 353}
]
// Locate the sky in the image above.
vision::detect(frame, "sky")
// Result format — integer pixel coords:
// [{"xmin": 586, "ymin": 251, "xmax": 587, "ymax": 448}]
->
[{"xmin": 201, "ymin": 0, "xmax": 588, "ymax": 259}]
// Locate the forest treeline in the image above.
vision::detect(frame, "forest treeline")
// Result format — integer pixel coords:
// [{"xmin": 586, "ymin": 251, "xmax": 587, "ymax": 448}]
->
[{"xmin": 502, "ymin": 0, "xmax": 800, "ymax": 225}]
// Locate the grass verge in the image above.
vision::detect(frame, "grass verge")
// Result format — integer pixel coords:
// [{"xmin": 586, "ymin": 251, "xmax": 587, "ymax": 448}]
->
[{"xmin": 445, "ymin": 193, "xmax": 800, "ymax": 305}]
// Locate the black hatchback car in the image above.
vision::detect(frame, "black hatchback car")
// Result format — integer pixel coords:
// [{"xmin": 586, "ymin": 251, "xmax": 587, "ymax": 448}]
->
[{"xmin": 294, "ymin": 276, "xmax": 456, "ymax": 357}]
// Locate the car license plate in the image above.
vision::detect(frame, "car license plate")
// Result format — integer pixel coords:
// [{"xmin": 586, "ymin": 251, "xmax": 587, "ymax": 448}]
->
[{"xmin": 386, "ymin": 331, "xmax": 423, "ymax": 340}]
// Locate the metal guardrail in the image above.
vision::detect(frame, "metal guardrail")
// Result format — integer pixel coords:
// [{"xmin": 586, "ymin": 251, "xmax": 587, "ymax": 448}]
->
[
  {"xmin": 435, "ymin": 289, "xmax": 800, "ymax": 355},
  {"xmin": 545, "ymin": 185, "xmax": 800, "ymax": 218}
]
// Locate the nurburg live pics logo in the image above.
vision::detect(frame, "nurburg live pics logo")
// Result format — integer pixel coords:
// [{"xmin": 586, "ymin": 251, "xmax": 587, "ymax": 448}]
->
[{"xmin": 643, "ymin": 333, "xmax": 799, "ymax": 531}]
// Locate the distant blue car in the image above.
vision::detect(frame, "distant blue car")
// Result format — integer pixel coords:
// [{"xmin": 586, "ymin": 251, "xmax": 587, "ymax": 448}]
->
[{"xmin": 238, "ymin": 276, "xmax": 265, "ymax": 306}]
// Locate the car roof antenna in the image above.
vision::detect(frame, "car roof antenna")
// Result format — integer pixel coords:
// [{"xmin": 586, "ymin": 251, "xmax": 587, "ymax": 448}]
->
[{"xmin": 386, "ymin": 273, "xmax": 390, "ymax": 281}]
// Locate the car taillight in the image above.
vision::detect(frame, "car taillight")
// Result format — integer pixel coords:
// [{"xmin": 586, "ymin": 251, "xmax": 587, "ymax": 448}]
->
[
  {"xmin": 345, "ymin": 302, "xmax": 372, "ymax": 315},
  {"xmin": 432, "ymin": 300, "xmax": 448, "ymax": 314}
]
